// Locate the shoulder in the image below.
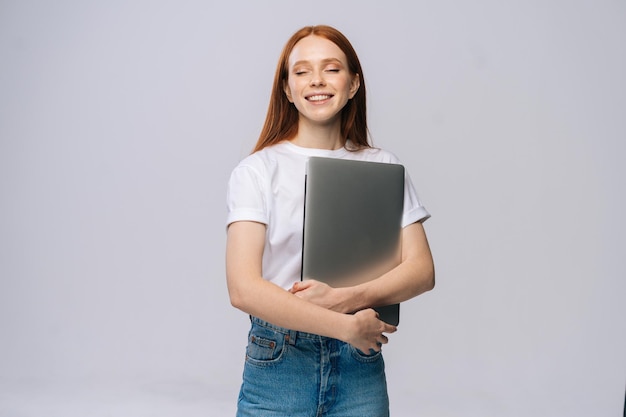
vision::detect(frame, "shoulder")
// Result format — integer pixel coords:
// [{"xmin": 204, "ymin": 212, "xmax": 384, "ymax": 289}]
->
[
  {"xmin": 229, "ymin": 142, "xmax": 303, "ymax": 193},
  {"xmin": 349, "ymin": 146, "xmax": 402, "ymax": 164},
  {"xmin": 231, "ymin": 144, "xmax": 283, "ymax": 176}
]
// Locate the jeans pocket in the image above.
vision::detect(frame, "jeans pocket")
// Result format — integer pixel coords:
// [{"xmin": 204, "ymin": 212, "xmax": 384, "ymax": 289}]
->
[
  {"xmin": 350, "ymin": 345, "xmax": 383, "ymax": 364},
  {"xmin": 245, "ymin": 325, "xmax": 286, "ymax": 367}
]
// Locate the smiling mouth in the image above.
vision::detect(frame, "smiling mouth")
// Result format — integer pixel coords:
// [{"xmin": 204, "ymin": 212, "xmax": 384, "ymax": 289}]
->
[{"xmin": 306, "ymin": 94, "xmax": 333, "ymax": 102}]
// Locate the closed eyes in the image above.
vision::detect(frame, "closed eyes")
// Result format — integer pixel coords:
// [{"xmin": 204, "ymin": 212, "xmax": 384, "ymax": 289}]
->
[{"xmin": 293, "ymin": 67, "xmax": 341, "ymax": 76}]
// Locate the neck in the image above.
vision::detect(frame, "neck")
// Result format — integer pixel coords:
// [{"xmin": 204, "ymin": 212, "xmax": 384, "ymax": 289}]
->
[{"xmin": 290, "ymin": 118, "xmax": 344, "ymax": 150}]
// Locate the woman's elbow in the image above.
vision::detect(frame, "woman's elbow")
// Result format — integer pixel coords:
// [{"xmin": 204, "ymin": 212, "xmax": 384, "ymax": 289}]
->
[
  {"xmin": 418, "ymin": 262, "xmax": 435, "ymax": 294},
  {"xmin": 229, "ymin": 290, "xmax": 245, "ymax": 310},
  {"xmin": 425, "ymin": 269, "xmax": 435, "ymax": 292},
  {"xmin": 227, "ymin": 279, "xmax": 249, "ymax": 312}
]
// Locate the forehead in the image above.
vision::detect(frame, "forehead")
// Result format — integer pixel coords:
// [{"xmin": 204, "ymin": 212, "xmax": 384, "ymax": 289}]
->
[{"xmin": 288, "ymin": 35, "xmax": 348, "ymax": 66}]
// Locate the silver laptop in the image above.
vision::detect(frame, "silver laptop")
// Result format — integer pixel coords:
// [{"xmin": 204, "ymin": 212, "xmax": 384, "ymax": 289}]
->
[{"xmin": 301, "ymin": 156, "xmax": 405, "ymax": 325}]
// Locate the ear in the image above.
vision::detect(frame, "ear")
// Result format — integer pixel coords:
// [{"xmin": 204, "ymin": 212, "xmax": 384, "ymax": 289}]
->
[
  {"xmin": 349, "ymin": 74, "xmax": 360, "ymax": 99},
  {"xmin": 283, "ymin": 80, "xmax": 294, "ymax": 103}
]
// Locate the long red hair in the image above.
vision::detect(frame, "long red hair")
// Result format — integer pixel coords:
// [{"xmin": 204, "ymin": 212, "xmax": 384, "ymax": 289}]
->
[{"xmin": 252, "ymin": 25, "xmax": 370, "ymax": 153}]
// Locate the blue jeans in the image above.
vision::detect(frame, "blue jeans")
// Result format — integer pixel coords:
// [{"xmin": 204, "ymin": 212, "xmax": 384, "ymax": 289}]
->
[{"xmin": 237, "ymin": 317, "xmax": 390, "ymax": 417}]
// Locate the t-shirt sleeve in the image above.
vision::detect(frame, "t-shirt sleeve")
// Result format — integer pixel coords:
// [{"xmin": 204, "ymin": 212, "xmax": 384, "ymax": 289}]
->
[
  {"xmin": 381, "ymin": 150, "xmax": 430, "ymax": 227},
  {"xmin": 226, "ymin": 164, "xmax": 269, "ymax": 227},
  {"xmin": 402, "ymin": 169, "xmax": 430, "ymax": 227}
]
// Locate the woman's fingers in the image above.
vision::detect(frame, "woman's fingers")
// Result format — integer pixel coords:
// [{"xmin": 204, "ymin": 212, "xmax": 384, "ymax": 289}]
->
[{"xmin": 348, "ymin": 308, "xmax": 398, "ymax": 352}]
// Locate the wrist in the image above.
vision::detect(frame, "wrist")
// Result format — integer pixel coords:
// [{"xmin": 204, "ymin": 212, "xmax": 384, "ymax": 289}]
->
[
  {"xmin": 338, "ymin": 285, "xmax": 367, "ymax": 313},
  {"xmin": 333, "ymin": 311, "xmax": 357, "ymax": 344}
]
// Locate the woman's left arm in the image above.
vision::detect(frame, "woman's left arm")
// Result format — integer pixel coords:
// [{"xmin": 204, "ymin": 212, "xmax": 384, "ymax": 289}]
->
[{"xmin": 291, "ymin": 221, "xmax": 434, "ymax": 313}]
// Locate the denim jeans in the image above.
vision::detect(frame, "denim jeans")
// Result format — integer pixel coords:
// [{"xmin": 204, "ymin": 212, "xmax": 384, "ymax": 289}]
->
[{"xmin": 237, "ymin": 317, "xmax": 389, "ymax": 417}]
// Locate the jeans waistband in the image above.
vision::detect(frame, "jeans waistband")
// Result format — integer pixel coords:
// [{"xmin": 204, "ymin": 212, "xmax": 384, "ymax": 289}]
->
[{"xmin": 249, "ymin": 316, "xmax": 333, "ymax": 341}]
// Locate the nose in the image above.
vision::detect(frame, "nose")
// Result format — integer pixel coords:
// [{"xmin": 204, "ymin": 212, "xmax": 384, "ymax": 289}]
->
[{"xmin": 310, "ymin": 69, "xmax": 326, "ymax": 87}]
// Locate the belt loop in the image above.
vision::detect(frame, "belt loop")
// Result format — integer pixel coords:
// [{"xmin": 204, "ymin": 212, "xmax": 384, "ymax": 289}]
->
[{"xmin": 287, "ymin": 329, "xmax": 297, "ymax": 346}]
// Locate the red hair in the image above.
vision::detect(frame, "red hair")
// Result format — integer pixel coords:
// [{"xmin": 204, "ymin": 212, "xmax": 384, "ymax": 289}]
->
[{"xmin": 253, "ymin": 25, "xmax": 370, "ymax": 153}]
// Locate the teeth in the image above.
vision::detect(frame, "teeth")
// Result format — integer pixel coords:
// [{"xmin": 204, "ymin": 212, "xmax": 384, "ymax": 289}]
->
[{"xmin": 308, "ymin": 95, "xmax": 331, "ymax": 101}]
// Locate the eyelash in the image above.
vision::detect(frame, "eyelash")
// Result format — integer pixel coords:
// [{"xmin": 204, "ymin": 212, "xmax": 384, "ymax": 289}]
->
[{"xmin": 294, "ymin": 68, "xmax": 340, "ymax": 75}]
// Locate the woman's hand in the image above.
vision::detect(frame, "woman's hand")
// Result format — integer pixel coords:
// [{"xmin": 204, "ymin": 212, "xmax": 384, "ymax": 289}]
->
[
  {"xmin": 228, "ymin": 221, "xmax": 392, "ymax": 344},
  {"xmin": 344, "ymin": 308, "xmax": 397, "ymax": 353},
  {"xmin": 290, "ymin": 280, "xmax": 350, "ymax": 313},
  {"xmin": 291, "ymin": 281, "xmax": 395, "ymax": 351}
]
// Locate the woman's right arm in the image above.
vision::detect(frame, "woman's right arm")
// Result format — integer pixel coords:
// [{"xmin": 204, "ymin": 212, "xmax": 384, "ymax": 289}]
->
[{"xmin": 226, "ymin": 220, "xmax": 396, "ymax": 352}]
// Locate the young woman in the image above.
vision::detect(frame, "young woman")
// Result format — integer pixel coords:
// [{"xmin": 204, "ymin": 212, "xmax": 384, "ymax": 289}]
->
[{"xmin": 226, "ymin": 25, "xmax": 435, "ymax": 417}]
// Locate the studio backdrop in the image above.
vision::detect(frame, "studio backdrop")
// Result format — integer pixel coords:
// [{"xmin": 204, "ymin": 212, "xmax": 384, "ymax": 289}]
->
[{"xmin": 1, "ymin": 1, "xmax": 624, "ymax": 416}]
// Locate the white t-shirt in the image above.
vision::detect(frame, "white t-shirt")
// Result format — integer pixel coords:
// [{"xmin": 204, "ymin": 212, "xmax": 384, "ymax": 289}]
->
[{"xmin": 226, "ymin": 141, "xmax": 430, "ymax": 290}]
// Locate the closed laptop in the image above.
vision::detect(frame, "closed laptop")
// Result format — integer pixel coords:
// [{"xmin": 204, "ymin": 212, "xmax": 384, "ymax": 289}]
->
[{"xmin": 301, "ymin": 156, "xmax": 404, "ymax": 325}]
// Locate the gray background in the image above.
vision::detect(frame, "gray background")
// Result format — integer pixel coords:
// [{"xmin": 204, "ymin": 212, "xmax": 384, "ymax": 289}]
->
[{"xmin": 1, "ymin": 1, "xmax": 624, "ymax": 416}]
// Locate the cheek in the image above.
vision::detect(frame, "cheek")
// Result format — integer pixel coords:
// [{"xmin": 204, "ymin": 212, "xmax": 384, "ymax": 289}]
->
[
  {"xmin": 284, "ymin": 81, "xmax": 296, "ymax": 102},
  {"xmin": 284, "ymin": 81, "xmax": 296, "ymax": 100},
  {"xmin": 289, "ymin": 79, "xmax": 305, "ymax": 93}
]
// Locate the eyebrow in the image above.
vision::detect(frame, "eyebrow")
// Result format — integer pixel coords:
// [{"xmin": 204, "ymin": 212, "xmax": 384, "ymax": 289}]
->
[{"xmin": 291, "ymin": 58, "xmax": 345, "ymax": 67}]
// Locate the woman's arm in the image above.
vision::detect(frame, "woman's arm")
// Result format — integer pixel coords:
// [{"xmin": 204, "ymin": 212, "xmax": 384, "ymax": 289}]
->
[
  {"xmin": 226, "ymin": 220, "xmax": 397, "ymax": 352},
  {"xmin": 290, "ymin": 221, "xmax": 434, "ymax": 313}
]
